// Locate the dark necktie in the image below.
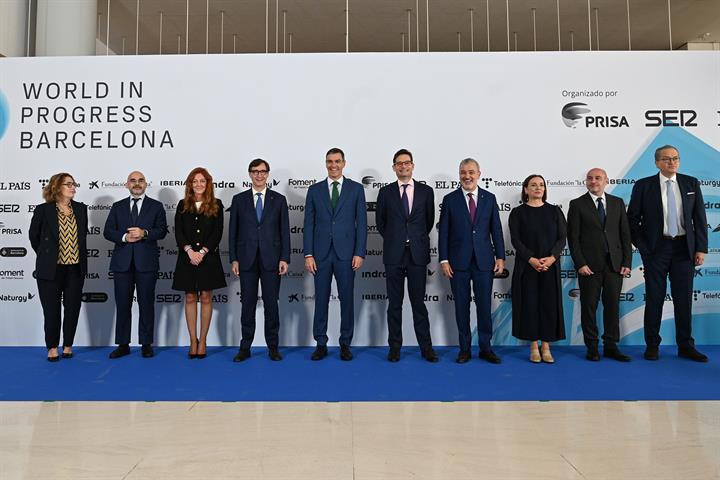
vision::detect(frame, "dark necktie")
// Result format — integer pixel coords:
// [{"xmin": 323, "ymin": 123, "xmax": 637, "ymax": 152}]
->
[
  {"xmin": 401, "ymin": 184, "xmax": 410, "ymax": 217},
  {"xmin": 131, "ymin": 198, "xmax": 139, "ymax": 224},
  {"xmin": 331, "ymin": 181, "xmax": 339, "ymax": 210},
  {"xmin": 256, "ymin": 192, "xmax": 263, "ymax": 222},
  {"xmin": 597, "ymin": 197, "xmax": 606, "ymax": 226},
  {"xmin": 467, "ymin": 193, "xmax": 476, "ymax": 224}
]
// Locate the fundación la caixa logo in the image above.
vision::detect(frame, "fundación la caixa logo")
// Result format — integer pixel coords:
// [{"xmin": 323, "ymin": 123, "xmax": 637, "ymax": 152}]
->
[{"xmin": 0, "ymin": 89, "xmax": 9, "ymax": 141}]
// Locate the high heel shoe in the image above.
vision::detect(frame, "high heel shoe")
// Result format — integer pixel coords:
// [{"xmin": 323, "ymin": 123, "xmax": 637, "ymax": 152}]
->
[
  {"xmin": 529, "ymin": 348, "xmax": 541, "ymax": 363},
  {"xmin": 196, "ymin": 339, "xmax": 207, "ymax": 359},
  {"xmin": 541, "ymin": 348, "xmax": 555, "ymax": 364},
  {"xmin": 188, "ymin": 338, "xmax": 198, "ymax": 359}
]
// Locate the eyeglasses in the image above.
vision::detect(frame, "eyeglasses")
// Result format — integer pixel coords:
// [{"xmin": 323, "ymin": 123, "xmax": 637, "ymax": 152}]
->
[
  {"xmin": 62, "ymin": 182, "xmax": 80, "ymax": 188},
  {"xmin": 394, "ymin": 160, "xmax": 413, "ymax": 167},
  {"xmin": 250, "ymin": 170, "xmax": 269, "ymax": 176},
  {"xmin": 658, "ymin": 156, "xmax": 680, "ymax": 163}
]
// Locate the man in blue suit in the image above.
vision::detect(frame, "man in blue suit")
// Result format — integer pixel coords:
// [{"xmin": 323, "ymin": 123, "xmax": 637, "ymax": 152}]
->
[
  {"xmin": 627, "ymin": 145, "xmax": 708, "ymax": 362},
  {"xmin": 104, "ymin": 170, "xmax": 167, "ymax": 358},
  {"xmin": 439, "ymin": 158, "xmax": 505, "ymax": 364},
  {"xmin": 376, "ymin": 149, "xmax": 438, "ymax": 363},
  {"xmin": 304, "ymin": 147, "xmax": 367, "ymax": 361},
  {"xmin": 229, "ymin": 159, "xmax": 290, "ymax": 362}
]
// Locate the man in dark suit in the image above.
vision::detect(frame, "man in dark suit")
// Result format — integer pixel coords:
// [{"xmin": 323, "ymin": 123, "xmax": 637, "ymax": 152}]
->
[
  {"xmin": 376, "ymin": 149, "xmax": 438, "ymax": 363},
  {"xmin": 438, "ymin": 158, "xmax": 505, "ymax": 364},
  {"xmin": 627, "ymin": 145, "xmax": 708, "ymax": 362},
  {"xmin": 104, "ymin": 170, "xmax": 167, "ymax": 359},
  {"xmin": 303, "ymin": 147, "xmax": 367, "ymax": 361},
  {"xmin": 567, "ymin": 168, "xmax": 632, "ymax": 362},
  {"xmin": 229, "ymin": 159, "xmax": 290, "ymax": 362}
]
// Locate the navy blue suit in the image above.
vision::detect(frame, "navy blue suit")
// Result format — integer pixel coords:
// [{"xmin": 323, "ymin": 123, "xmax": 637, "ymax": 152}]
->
[
  {"xmin": 104, "ymin": 196, "xmax": 167, "ymax": 345},
  {"xmin": 627, "ymin": 173, "xmax": 708, "ymax": 348},
  {"xmin": 438, "ymin": 187, "xmax": 505, "ymax": 352},
  {"xmin": 303, "ymin": 177, "xmax": 367, "ymax": 346},
  {"xmin": 376, "ymin": 181, "xmax": 434, "ymax": 350},
  {"xmin": 229, "ymin": 188, "xmax": 290, "ymax": 350}
]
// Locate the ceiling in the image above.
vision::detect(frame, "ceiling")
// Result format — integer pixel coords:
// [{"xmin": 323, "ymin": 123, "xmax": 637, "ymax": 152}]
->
[{"xmin": 98, "ymin": 0, "xmax": 720, "ymax": 54}]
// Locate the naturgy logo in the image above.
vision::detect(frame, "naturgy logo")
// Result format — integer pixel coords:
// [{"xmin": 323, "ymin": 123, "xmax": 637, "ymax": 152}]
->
[{"xmin": 0, "ymin": 90, "xmax": 9, "ymax": 140}]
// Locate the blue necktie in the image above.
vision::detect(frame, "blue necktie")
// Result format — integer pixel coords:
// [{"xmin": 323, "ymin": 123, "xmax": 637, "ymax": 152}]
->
[
  {"xmin": 666, "ymin": 180, "xmax": 679, "ymax": 237},
  {"xmin": 131, "ymin": 198, "xmax": 139, "ymax": 224},
  {"xmin": 597, "ymin": 197, "xmax": 606, "ymax": 226},
  {"xmin": 401, "ymin": 184, "xmax": 410, "ymax": 217},
  {"xmin": 256, "ymin": 192, "xmax": 263, "ymax": 222}
]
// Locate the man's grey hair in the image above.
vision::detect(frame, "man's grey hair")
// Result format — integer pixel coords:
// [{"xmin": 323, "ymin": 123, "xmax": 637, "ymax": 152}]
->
[{"xmin": 459, "ymin": 157, "xmax": 480, "ymax": 171}]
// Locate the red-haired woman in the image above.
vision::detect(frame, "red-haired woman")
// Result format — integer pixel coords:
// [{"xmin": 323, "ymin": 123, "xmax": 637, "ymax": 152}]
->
[
  {"xmin": 29, "ymin": 173, "xmax": 88, "ymax": 362},
  {"xmin": 172, "ymin": 167, "xmax": 226, "ymax": 359}
]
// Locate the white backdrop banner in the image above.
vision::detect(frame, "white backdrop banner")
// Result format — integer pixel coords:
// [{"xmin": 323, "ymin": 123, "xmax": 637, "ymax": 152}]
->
[{"xmin": 0, "ymin": 52, "xmax": 718, "ymax": 346}]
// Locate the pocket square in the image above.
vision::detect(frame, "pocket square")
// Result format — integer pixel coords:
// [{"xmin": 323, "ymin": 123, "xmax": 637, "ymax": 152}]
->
[{"xmin": 686, "ymin": 192, "xmax": 696, "ymax": 195}]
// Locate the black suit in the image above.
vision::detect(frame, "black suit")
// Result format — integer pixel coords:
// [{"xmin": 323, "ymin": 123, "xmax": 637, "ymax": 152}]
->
[
  {"xmin": 376, "ymin": 180, "xmax": 434, "ymax": 350},
  {"xmin": 567, "ymin": 192, "xmax": 632, "ymax": 350},
  {"xmin": 228, "ymin": 188, "xmax": 291, "ymax": 350},
  {"xmin": 28, "ymin": 201, "xmax": 88, "ymax": 349},
  {"xmin": 627, "ymin": 172, "xmax": 708, "ymax": 348}
]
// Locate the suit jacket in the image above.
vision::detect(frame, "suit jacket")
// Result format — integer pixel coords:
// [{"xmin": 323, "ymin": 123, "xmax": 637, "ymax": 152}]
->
[
  {"xmin": 29, "ymin": 200, "xmax": 88, "ymax": 280},
  {"xmin": 438, "ymin": 187, "xmax": 505, "ymax": 271},
  {"xmin": 376, "ymin": 180, "xmax": 434, "ymax": 265},
  {"xmin": 174, "ymin": 199, "xmax": 224, "ymax": 253},
  {"xmin": 627, "ymin": 173, "xmax": 708, "ymax": 258},
  {"xmin": 567, "ymin": 192, "xmax": 632, "ymax": 272},
  {"xmin": 229, "ymin": 188, "xmax": 291, "ymax": 271},
  {"xmin": 103, "ymin": 196, "xmax": 168, "ymax": 273},
  {"xmin": 303, "ymin": 177, "xmax": 367, "ymax": 261}
]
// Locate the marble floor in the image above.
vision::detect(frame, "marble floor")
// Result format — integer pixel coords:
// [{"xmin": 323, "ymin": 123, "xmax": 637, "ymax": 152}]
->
[{"xmin": 1, "ymin": 401, "xmax": 718, "ymax": 479}]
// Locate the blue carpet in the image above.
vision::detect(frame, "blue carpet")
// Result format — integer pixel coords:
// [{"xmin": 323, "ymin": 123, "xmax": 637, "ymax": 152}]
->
[{"xmin": 2, "ymin": 346, "xmax": 719, "ymax": 402}]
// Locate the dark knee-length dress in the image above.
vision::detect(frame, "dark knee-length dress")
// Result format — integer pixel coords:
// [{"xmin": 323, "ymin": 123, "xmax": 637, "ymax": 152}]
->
[
  {"xmin": 172, "ymin": 199, "xmax": 227, "ymax": 292},
  {"xmin": 509, "ymin": 203, "xmax": 566, "ymax": 342}
]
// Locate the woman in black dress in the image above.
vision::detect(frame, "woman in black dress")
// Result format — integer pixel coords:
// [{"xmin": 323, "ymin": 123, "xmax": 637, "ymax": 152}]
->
[
  {"xmin": 172, "ymin": 167, "xmax": 226, "ymax": 359},
  {"xmin": 509, "ymin": 174, "xmax": 566, "ymax": 363}
]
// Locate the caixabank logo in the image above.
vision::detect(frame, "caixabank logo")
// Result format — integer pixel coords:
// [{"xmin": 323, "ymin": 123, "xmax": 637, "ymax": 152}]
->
[{"xmin": 0, "ymin": 90, "xmax": 9, "ymax": 141}]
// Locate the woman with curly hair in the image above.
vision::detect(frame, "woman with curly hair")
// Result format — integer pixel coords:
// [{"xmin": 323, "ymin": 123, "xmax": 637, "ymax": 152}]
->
[
  {"xmin": 172, "ymin": 167, "xmax": 226, "ymax": 359},
  {"xmin": 29, "ymin": 173, "xmax": 88, "ymax": 362}
]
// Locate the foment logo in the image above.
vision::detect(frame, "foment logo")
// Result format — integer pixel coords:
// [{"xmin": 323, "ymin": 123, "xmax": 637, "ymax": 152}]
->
[
  {"xmin": 561, "ymin": 102, "xmax": 590, "ymax": 128},
  {"xmin": 0, "ymin": 90, "xmax": 9, "ymax": 140}
]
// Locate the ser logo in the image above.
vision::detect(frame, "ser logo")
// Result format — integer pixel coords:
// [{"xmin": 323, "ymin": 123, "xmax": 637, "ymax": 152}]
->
[
  {"xmin": 644, "ymin": 110, "xmax": 697, "ymax": 127},
  {"xmin": 561, "ymin": 102, "xmax": 629, "ymax": 128}
]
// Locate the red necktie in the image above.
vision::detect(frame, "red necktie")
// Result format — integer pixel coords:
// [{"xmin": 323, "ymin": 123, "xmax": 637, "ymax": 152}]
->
[{"xmin": 467, "ymin": 193, "xmax": 476, "ymax": 223}]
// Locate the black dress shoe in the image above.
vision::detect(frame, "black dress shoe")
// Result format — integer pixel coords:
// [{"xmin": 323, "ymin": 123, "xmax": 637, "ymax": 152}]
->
[
  {"xmin": 233, "ymin": 349, "xmax": 251, "ymax": 362},
  {"xmin": 268, "ymin": 347, "xmax": 283, "ymax": 361},
  {"xmin": 586, "ymin": 348, "xmax": 600, "ymax": 361},
  {"xmin": 311, "ymin": 345, "xmax": 328, "ymax": 361},
  {"xmin": 141, "ymin": 344, "xmax": 154, "ymax": 358},
  {"xmin": 678, "ymin": 346, "xmax": 709, "ymax": 363},
  {"xmin": 479, "ymin": 350, "xmax": 501, "ymax": 364},
  {"xmin": 644, "ymin": 346, "xmax": 659, "ymax": 361},
  {"xmin": 61, "ymin": 352, "xmax": 74, "ymax": 359},
  {"xmin": 340, "ymin": 345, "xmax": 353, "ymax": 361},
  {"xmin": 604, "ymin": 348, "xmax": 631, "ymax": 362},
  {"xmin": 47, "ymin": 355, "xmax": 60, "ymax": 362},
  {"xmin": 109, "ymin": 344, "xmax": 130, "ymax": 359},
  {"xmin": 421, "ymin": 348, "xmax": 439, "ymax": 363},
  {"xmin": 456, "ymin": 350, "xmax": 471, "ymax": 364},
  {"xmin": 387, "ymin": 348, "xmax": 400, "ymax": 362}
]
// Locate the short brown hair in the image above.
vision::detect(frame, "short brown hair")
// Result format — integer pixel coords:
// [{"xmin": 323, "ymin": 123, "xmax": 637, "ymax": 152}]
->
[{"xmin": 42, "ymin": 172, "xmax": 74, "ymax": 203}]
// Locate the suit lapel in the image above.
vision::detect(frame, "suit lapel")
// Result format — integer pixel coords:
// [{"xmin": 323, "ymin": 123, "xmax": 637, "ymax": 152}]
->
[
  {"xmin": 408, "ymin": 181, "xmax": 419, "ymax": 218},
  {"xmin": 260, "ymin": 190, "xmax": 274, "ymax": 225},
  {"xmin": 583, "ymin": 193, "xmax": 603, "ymax": 228},
  {"xmin": 334, "ymin": 177, "xmax": 349, "ymax": 215},
  {"xmin": 71, "ymin": 201, "xmax": 85, "ymax": 235},
  {"xmin": 650, "ymin": 176, "xmax": 663, "ymax": 221},
  {"xmin": 246, "ymin": 190, "xmax": 259, "ymax": 224},
  {"xmin": 48, "ymin": 203, "xmax": 59, "ymax": 239}
]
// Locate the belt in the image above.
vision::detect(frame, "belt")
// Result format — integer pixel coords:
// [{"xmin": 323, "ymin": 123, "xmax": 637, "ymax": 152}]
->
[{"xmin": 663, "ymin": 234, "xmax": 686, "ymax": 240}]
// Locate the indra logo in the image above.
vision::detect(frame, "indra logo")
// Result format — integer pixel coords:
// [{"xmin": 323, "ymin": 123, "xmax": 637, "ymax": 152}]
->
[
  {"xmin": 0, "ymin": 90, "xmax": 9, "ymax": 141},
  {"xmin": 561, "ymin": 102, "xmax": 591, "ymax": 128}
]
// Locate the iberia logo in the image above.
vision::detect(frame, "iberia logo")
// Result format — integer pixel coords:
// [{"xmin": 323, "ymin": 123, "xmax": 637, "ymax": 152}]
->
[{"xmin": 0, "ymin": 90, "xmax": 9, "ymax": 140}]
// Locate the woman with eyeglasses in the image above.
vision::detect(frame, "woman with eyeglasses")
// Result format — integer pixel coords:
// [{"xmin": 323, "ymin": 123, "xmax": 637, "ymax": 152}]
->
[
  {"xmin": 29, "ymin": 173, "xmax": 88, "ymax": 362},
  {"xmin": 509, "ymin": 174, "xmax": 567, "ymax": 363},
  {"xmin": 172, "ymin": 167, "xmax": 226, "ymax": 359}
]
